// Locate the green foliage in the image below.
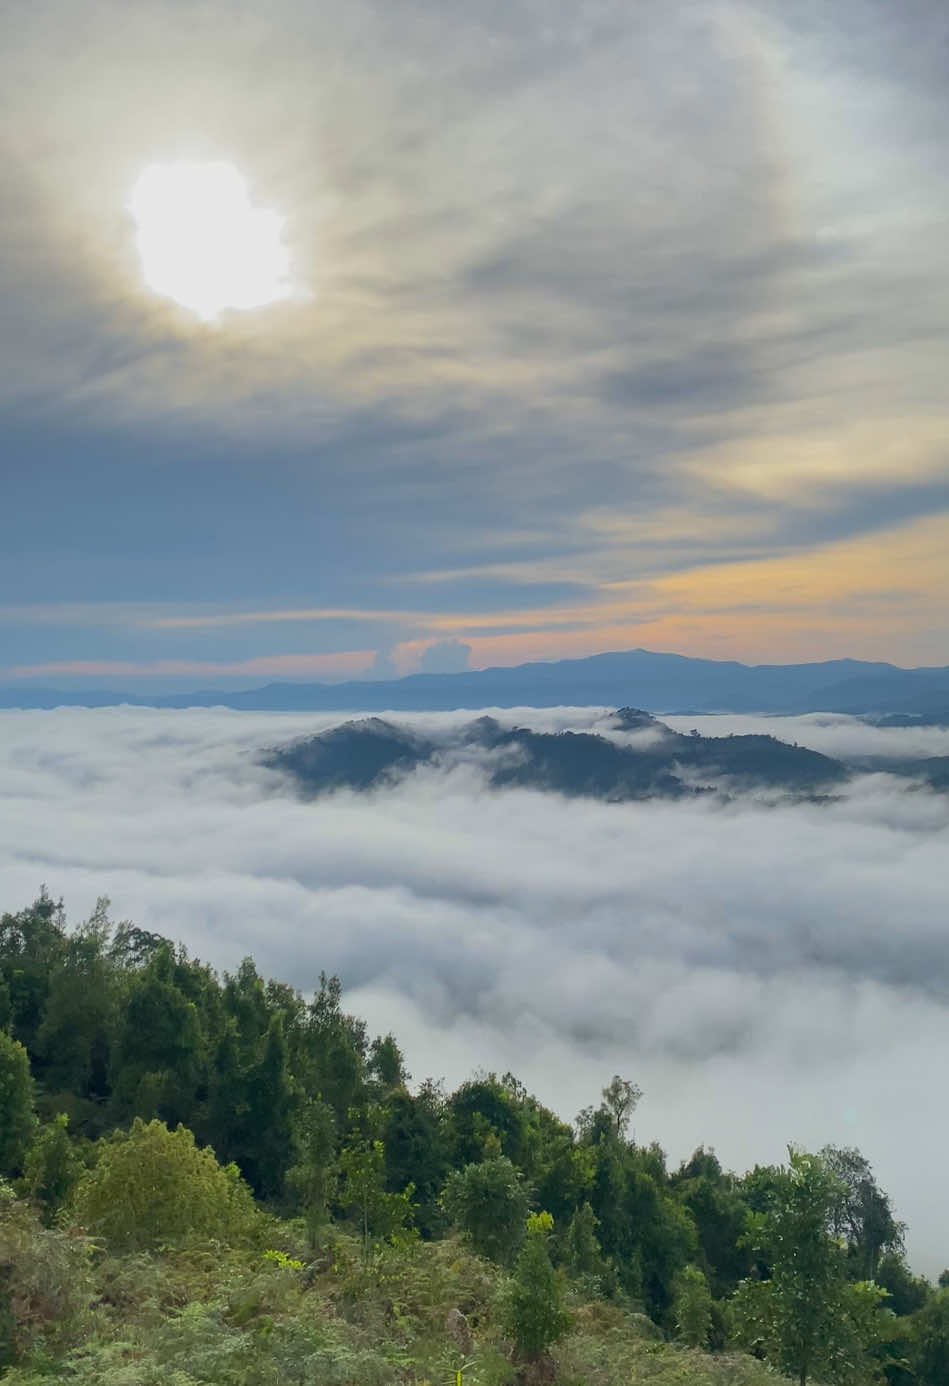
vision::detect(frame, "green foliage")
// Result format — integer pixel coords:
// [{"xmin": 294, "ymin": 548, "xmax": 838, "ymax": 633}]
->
[
  {"xmin": 72, "ymin": 1118, "xmax": 257, "ymax": 1249},
  {"xmin": 876, "ymin": 1250, "xmax": 931, "ymax": 1316},
  {"xmin": 562, "ymin": 1200, "xmax": 606, "ymax": 1283},
  {"xmin": 915, "ymin": 1289, "xmax": 949, "ymax": 1386},
  {"xmin": 0, "ymin": 889, "xmax": 925, "ymax": 1386},
  {"xmin": 0, "ymin": 1185, "xmax": 93, "ymax": 1367},
  {"xmin": 672, "ymin": 1264, "xmax": 712, "ymax": 1348},
  {"xmin": 21, "ymin": 1113, "xmax": 83, "ymax": 1222},
  {"xmin": 0, "ymin": 1029, "xmax": 36, "ymax": 1176},
  {"xmin": 733, "ymin": 1148, "xmax": 887, "ymax": 1385},
  {"xmin": 820, "ymin": 1143, "xmax": 905, "ymax": 1279},
  {"xmin": 338, "ymin": 1139, "xmax": 415, "ymax": 1255},
  {"xmin": 381, "ymin": 1080, "xmax": 451, "ymax": 1239},
  {"xmin": 673, "ymin": 1152, "xmax": 753, "ymax": 1296},
  {"xmin": 35, "ymin": 898, "xmax": 118, "ymax": 1101},
  {"xmin": 441, "ymin": 1155, "xmax": 530, "ymax": 1266},
  {"xmin": 287, "ymin": 1096, "xmax": 337, "ymax": 1250},
  {"xmin": 0, "ymin": 890, "xmax": 66, "ymax": 1056},
  {"xmin": 504, "ymin": 1211, "xmax": 570, "ymax": 1362}
]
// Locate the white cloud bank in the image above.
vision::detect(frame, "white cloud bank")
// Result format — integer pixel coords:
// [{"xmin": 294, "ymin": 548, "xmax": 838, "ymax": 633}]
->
[{"xmin": 1, "ymin": 706, "xmax": 948, "ymax": 1274}]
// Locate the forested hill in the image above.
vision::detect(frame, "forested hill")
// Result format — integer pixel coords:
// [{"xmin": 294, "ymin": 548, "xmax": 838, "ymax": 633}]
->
[
  {"xmin": 2, "ymin": 890, "xmax": 948, "ymax": 1386},
  {"xmin": 264, "ymin": 708, "xmax": 847, "ymax": 801}
]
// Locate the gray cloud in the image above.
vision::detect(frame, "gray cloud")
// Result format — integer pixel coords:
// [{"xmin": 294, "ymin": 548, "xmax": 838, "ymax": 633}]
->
[
  {"xmin": 0, "ymin": 706, "xmax": 948, "ymax": 1271},
  {"xmin": 1, "ymin": 0, "xmax": 948, "ymax": 662},
  {"xmin": 419, "ymin": 639, "xmax": 472, "ymax": 673}
]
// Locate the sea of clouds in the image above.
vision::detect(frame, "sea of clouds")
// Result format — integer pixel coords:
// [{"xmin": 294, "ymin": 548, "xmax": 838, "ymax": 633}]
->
[{"xmin": 1, "ymin": 705, "xmax": 948, "ymax": 1273}]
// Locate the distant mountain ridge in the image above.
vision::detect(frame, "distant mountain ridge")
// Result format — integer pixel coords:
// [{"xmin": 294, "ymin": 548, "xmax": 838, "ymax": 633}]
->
[
  {"xmin": 2, "ymin": 647, "xmax": 949, "ymax": 714},
  {"xmin": 263, "ymin": 708, "xmax": 848, "ymax": 803}
]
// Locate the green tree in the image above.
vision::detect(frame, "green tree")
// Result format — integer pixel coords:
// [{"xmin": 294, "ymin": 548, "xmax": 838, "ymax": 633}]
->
[
  {"xmin": 73, "ymin": 1118, "xmax": 256, "ymax": 1249},
  {"xmin": 241, "ymin": 1012, "xmax": 296, "ymax": 1199},
  {"xmin": 915, "ymin": 1290, "xmax": 949, "ymax": 1386},
  {"xmin": 0, "ymin": 890, "xmax": 66, "ymax": 1059},
  {"xmin": 449, "ymin": 1076, "xmax": 528, "ymax": 1167},
  {"xmin": 338, "ymin": 1139, "xmax": 414, "ymax": 1257},
  {"xmin": 876, "ymin": 1251, "xmax": 930, "ymax": 1316},
  {"xmin": 35, "ymin": 898, "xmax": 117, "ymax": 1102},
  {"xmin": 733, "ymin": 1148, "xmax": 885, "ymax": 1386},
  {"xmin": 441, "ymin": 1155, "xmax": 530, "ymax": 1266},
  {"xmin": 672, "ymin": 1263, "xmax": 713, "ymax": 1347},
  {"xmin": 673, "ymin": 1149, "xmax": 753, "ymax": 1296},
  {"xmin": 21, "ymin": 1114, "xmax": 82, "ymax": 1224},
  {"xmin": 382, "ymin": 1080, "xmax": 452, "ymax": 1239},
  {"xmin": 504, "ymin": 1211, "xmax": 570, "ymax": 1363},
  {"xmin": 821, "ymin": 1144, "xmax": 904, "ymax": 1279},
  {"xmin": 0, "ymin": 1182, "xmax": 92, "ymax": 1367},
  {"xmin": 562, "ymin": 1200, "xmax": 606, "ymax": 1282},
  {"xmin": 109, "ymin": 945, "xmax": 205, "ymax": 1129},
  {"xmin": 601, "ymin": 1075, "xmax": 642, "ymax": 1141},
  {"xmin": 367, "ymin": 1033, "xmax": 408, "ymax": 1093},
  {"xmin": 0, "ymin": 1030, "xmax": 35, "ymax": 1176},
  {"xmin": 287, "ymin": 1097, "xmax": 337, "ymax": 1250}
]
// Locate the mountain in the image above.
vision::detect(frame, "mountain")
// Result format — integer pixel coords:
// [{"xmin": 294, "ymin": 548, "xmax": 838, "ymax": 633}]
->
[
  {"xmin": 2, "ymin": 648, "xmax": 949, "ymax": 714},
  {"xmin": 263, "ymin": 709, "xmax": 848, "ymax": 802}
]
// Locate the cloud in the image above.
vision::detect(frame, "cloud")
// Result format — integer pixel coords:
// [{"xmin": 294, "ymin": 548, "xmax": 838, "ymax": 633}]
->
[
  {"xmin": 2, "ymin": 652, "xmax": 375, "ymax": 683},
  {"xmin": 419, "ymin": 639, "xmax": 472, "ymax": 674},
  {"xmin": 0, "ymin": 706, "xmax": 947, "ymax": 1272},
  {"xmin": 1, "ymin": 1, "xmax": 948, "ymax": 674}
]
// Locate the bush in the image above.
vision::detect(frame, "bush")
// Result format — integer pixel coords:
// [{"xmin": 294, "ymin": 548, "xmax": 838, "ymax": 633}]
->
[
  {"xmin": 72, "ymin": 1119, "xmax": 257, "ymax": 1250},
  {"xmin": 0, "ymin": 1184, "xmax": 93, "ymax": 1366},
  {"xmin": 441, "ymin": 1157, "xmax": 530, "ymax": 1266},
  {"xmin": 504, "ymin": 1212, "xmax": 570, "ymax": 1362}
]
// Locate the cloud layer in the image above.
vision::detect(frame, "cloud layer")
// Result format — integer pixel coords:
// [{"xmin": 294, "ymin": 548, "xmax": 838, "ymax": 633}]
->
[
  {"xmin": 1, "ymin": 706, "xmax": 948, "ymax": 1273},
  {"xmin": 1, "ymin": 1, "xmax": 948, "ymax": 674}
]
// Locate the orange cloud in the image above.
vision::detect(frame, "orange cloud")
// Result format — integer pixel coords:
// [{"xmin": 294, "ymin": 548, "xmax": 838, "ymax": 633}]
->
[{"xmin": 6, "ymin": 651, "xmax": 375, "ymax": 681}]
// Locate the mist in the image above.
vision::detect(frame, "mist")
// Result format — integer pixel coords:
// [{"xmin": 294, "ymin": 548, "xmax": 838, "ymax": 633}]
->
[{"xmin": 1, "ymin": 706, "xmax": 947, "ymax": 1275}]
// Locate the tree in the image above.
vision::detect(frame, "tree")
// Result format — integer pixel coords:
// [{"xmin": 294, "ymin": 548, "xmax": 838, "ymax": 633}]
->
[
  {"xmin": 241, "ymin": 1013, "xmax": 296, "ymax": 1199},
  {"xmin": 562, "ymin": 1201, "xmax": 606, "ymax": 1282},
  {"xmin": 674, "ymin": 1163, "xmax": 753, "ymax": 1296},
  {"xmin": 382, "ymin": 1080, "xmax": 452, "ymax": 1239},
  {"xmin": 287, "ymin": 1097, "xmax": 337, "ymax": 1250},
  {"xmin": 35, "ymin": 897, "xmax": 117, "ymax": 1101},
  {"xmin": 915, "ymin": 1290, "xmax": 949, "ymax": 1386},
  {"xmin": 367, "ymin": 1033, "xmax": 408, "ymax": 1092},
  {"xmin": 72, "ymin": 1118, "xmax": 256, "ymax": 1249},
  {"xmin": 338, "ymin": 1140, "xmax": 414, "ymax": 1257},
  {"xmin": 21, "ymin": 1114, "xmax": 82, "ymax": 1223},
  {"xmin": 0, "ymin": 890, "xmax": 66, "ymax": 1059},
  {"xmin": 601, "ymin": 1075, "xmax": 642, "ymax": 1141},
  {"xmin": 876, "ymin": 1251, "xmax": 930, "ymax": 1316},
  {"xmin": 673, "ymin": 1264, "xmax": 713, "ymax": 1347},
  {"xmin": 504, "ymin": 1212, "xmax": 570, "ymax": 1364},
  {"xmin": 0, "ymin": 1030, "xmax": 35, "ymax": 1176},
  {"xmin": 733, "ymin": 1148, "xmax": 885, "ymax": 1386},
  {"xmin": 441, "ymin": 1155, "xmax": 530, "ymax": 1266},
  {"xmin": 820, "ymin": 1144, "xmax": 904, "ymax": 1279},
  {"xmin": 0, "ymin": 1182, "xmax": 92, "ymax": 1367},
  {"xmin": 109, "ymin": 945, "xmax": 205, "ymax": 1129},
  {"xmin": 449, "ymin": 1076, "xmax": 527, "ymax": 1167}
]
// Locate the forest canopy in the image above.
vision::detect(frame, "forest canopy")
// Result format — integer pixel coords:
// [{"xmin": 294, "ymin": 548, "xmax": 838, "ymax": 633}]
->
[{"xmin": 0, "ymin": 889, "xmax": 943, "ymax": 1386}]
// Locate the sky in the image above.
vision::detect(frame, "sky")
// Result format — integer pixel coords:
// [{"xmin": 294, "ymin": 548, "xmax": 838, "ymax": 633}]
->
[
  {"xmin": 1, "ymin": 705, "xmax": 948, "ymax": 1271},
  {"xmin": 1, "ymin": 0, "xmax": 948, "ymax": 688}
]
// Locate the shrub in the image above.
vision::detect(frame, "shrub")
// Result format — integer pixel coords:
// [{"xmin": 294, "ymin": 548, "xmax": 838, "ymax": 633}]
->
[{"xmin": 72, "ymin": 1119, "xmax": 257, "ymax": 1250}]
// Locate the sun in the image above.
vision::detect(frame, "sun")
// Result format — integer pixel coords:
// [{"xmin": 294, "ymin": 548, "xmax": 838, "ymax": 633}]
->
[{"xmin": 128, "ymin": 161, "xmax": 293, "ymax": 321}]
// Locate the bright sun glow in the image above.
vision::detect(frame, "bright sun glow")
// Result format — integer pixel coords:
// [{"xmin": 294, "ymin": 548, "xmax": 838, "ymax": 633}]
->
[{"xmin": 129, "ymin": 161, "xmax": 292, "ymax": 321}]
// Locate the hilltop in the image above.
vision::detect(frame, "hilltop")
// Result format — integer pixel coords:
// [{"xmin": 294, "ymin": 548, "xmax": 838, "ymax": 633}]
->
[{"xmin": 264, "ymin": 708, "xmax": 847, "ymax": 802}]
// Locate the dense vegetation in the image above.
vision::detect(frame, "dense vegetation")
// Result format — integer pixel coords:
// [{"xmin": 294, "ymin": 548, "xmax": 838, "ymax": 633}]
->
[
  {"xmin": 1, "ymin": 889, "xmax": 946, "ymax": 1385},
  {"xmin": 264, "ymin": 709, "xmax": 846, "ymax": 802}
]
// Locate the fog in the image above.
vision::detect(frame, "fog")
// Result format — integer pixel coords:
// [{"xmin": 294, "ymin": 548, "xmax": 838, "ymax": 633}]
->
[{"xmin": 1, "ymin": 706, "xmax": 948, "ymax": 1274}]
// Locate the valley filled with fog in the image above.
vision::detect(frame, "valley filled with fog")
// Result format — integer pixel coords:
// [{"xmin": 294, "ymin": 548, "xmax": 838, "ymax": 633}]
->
[{"xmin": 2, "ymin": 705, "xmax": 948, "ymax": 1272}]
